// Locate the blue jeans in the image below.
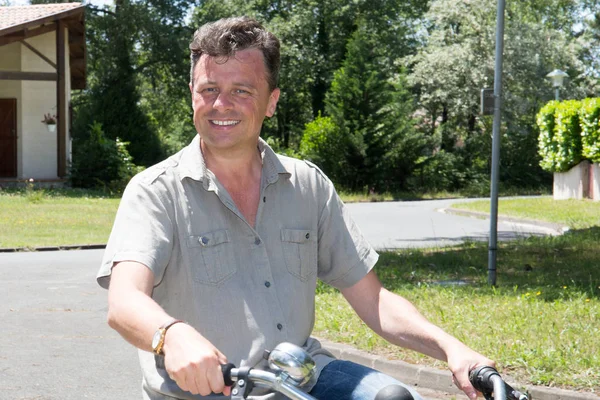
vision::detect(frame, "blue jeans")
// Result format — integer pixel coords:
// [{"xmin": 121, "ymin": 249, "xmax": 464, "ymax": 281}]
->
[{"xmin": 309, "ymin": 360, "xmax": 423, "ymax": 400}]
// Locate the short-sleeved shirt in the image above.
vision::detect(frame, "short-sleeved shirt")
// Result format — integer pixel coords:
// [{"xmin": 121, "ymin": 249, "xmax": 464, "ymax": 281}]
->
[{"xmin": 97, "ymin": 135, "xmax": 378, "ymax": 399}]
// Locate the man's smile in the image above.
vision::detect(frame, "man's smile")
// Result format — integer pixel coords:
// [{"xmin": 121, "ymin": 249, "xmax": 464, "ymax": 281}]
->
[{"xmin": 210, "ymin": 120, "xmax": 241, "ymax": 126}]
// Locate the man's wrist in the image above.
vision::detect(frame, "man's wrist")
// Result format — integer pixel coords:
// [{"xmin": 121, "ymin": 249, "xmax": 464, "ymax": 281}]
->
[{"xmin": 152, "ymin": 318, "xmax": 185, "ymax": 355}]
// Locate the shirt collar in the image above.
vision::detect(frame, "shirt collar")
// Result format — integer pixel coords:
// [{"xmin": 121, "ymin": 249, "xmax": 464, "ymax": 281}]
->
[{"xmin": 178, "ymin": 135, "xmax": 290, "ymax": 188}]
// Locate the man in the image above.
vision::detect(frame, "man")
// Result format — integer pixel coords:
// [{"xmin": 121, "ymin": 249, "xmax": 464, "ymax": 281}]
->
[{"xmin": 98, "ymin": 16, "xmax": 494, "ymax": 400}]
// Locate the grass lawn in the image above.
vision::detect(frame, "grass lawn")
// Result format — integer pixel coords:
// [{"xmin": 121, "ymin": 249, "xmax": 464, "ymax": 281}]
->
[
  {"xmin": 450, "ymin": 196, "xmax": 600, "ymax": 230},
  {"xmin": 1, "ymin": 189, "xmax": 598, "ymax": 391},
  {"xmin": 0, "ymin": 188, "xmax": 120, "ymax": 248},
  {"xmin": 315, "ymin": 197, "xmax": 599, "ymax": 392}
]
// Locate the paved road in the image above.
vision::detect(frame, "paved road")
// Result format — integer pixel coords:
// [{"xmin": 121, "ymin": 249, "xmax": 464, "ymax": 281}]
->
[
  {"xmin": 346, "ymin": 198, "xmax": 557, "ymax": 249},
  {"xmin": 0, "ymin": 199, "xmax": 556, "ymax": 399}
]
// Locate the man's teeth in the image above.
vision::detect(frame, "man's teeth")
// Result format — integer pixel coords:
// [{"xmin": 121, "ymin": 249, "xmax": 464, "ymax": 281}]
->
[{"xmin": 212, "ymin": 120, "xmax": 240, "ymax": 126}]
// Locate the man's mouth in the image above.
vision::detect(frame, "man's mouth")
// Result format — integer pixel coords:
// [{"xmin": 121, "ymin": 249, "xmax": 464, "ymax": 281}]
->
[{"xmin": 210, "ymin": 120, "xmax": 241, "ymax": 126}]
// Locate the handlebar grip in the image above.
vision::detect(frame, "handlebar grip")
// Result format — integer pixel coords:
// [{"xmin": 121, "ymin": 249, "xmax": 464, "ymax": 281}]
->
[
  {"xmin": 221, "ymin": 363, "xmax": 236, "ymax": 387},
  {"xmin": 469, "ymin": 366, "xmax": 528, "ymax": 400},
  {"xmin": 469, "ymin": 365, "xmax": 500, "ymax": 393}
]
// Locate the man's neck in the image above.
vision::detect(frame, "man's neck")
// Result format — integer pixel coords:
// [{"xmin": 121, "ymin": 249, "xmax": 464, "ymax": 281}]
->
[{"xmin": 200, "ymin": 139, "xmax": 262, "ymax": 183}]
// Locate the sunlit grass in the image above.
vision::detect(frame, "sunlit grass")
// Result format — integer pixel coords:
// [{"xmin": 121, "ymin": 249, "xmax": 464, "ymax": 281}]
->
[
  {"xmin": 451, "ymin": 197, "xmax": 600, "ymax": 230},
  {"xmin": 315, "ymin": 228, "xmax": 600, "ymax": 392},
  {"xmin": 0, "ymin": 189, "xmax": 119, "ymax": 248}
]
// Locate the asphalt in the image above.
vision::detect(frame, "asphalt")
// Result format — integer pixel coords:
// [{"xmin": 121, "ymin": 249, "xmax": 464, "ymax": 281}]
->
[{"xmin": 0, "ymin": 201, "xmax": 596, "ymax": 399}]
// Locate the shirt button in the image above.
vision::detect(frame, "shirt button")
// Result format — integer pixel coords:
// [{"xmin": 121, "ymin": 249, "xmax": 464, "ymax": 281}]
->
[
  {"xmin": 263, "ymin": 196, "xmax": 266, "ymax": 203},
  {"xmin": 305, "ymin": 232, "xmax": 310, "ymax": 239},
  {"xmin": 264, "ymin": 281, "xmax": 271, "ymax": 288},
  {"xmin": 255, "ymin": 237, "xmax": 261, "ymax": 245},
  {"xmin": 200, "ymin": 236, "xmax": 209, "ymax": 246},
  {"xmin": 277, "ymin": 323, "xmax": 283, "ymax": 331}
]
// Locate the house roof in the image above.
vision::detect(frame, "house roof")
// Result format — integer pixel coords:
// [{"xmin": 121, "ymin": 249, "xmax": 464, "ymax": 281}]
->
[
  {"xmin": 0, "ymin": 3, "xmax": 86, "ymax": 89},
  {"xmin": 0, "ymin": 3, "xmax": 83, "ymax": 31}
]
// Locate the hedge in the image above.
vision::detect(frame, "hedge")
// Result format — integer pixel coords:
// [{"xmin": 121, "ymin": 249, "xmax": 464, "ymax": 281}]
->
[{"xmin": 537, "ymin": 98, "xmax": 600, "ymax": 172}]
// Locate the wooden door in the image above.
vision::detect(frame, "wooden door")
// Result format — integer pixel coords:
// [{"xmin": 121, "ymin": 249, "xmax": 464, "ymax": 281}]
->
[{"xmin": 0, "ymin": 99, "xmax": 17, "ymax": 177}]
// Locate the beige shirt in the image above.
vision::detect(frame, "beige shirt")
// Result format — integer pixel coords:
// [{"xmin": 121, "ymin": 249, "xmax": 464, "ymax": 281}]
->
[{"xmin": 97, "ymin": 135, "xmax": 378, "ymax": 399}]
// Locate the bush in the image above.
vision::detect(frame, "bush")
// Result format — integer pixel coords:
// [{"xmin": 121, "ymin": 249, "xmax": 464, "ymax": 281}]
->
[
  {"xmin": 580, "ymin": 98, "xmax": 600, "ymax": 163},
  {"xmin": 299, "ymin": 115, "xmax": 350, "ymax": 187},
  {"xmin": 537, "ymin": 100, "xmax": 582, "ymax": 172},
  {"xmin": 69, "ymin": 121, "xmax": 143, "ymax": 193}
]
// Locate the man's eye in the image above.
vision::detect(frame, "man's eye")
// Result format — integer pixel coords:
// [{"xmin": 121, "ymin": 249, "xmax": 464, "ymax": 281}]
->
[
  {"xmin": 202, "ymin": 87, "xmax": 218, "ymax": 93},
  {"xmin": 235, "ymin": 89, "xmax": 250, "ymax": 95}
]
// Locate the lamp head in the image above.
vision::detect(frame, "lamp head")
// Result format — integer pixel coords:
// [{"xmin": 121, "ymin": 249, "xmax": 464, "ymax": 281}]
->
[{"xmin": 546, "ymin": 69, "xmax": 568, "ymax": 88}]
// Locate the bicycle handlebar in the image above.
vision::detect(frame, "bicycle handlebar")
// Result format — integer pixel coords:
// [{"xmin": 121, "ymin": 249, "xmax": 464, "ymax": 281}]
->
[
  {"xmin": 222, "ymin": 363, "xmax": 317, "ymax": 400},
  {"xmin": 469, "ymin": 366, "xmax": 528, "ymax": 400}
]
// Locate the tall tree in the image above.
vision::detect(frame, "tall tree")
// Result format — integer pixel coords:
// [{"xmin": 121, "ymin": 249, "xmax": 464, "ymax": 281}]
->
[
  {"xmin": 405, "ymin": 0, "xmax": 598, "ymax": 189},
  {"xmin": 305, "ymin": 20, "xmax": 422, "ymax": 192},
  {"xmin": 73, "ymin": 0, "xmax": 195, "ymax": 166}
]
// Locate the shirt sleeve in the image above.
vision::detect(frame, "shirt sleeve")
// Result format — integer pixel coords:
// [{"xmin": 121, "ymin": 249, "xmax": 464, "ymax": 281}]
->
[
  {"xmin": 316, "ymin": 180, "xmax": 379, "ymax": 289},
  {"xmin": 96, "ymin": 174, "xmax": 174, "ymax": 289}
]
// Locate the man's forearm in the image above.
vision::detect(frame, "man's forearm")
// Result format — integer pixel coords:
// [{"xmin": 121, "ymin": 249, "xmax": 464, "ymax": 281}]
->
[
  {"xmin": 107, "ymin": 261, "xmax": 173, "ymax": 352},
  {"xmin": 375, "ymin": 289, "xmax": 470, "ymax": 362}
]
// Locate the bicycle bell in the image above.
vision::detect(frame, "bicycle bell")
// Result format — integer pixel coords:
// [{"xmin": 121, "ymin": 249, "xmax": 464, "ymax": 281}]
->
[{"xmin": 265, "ymin": 342, "xmax": 316, "ymax": 387}]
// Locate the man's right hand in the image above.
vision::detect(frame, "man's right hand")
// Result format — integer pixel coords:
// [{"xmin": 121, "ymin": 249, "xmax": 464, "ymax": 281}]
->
[{"xmin": 162, "ymin": 323, "xmax": 231, "ymax": 396}]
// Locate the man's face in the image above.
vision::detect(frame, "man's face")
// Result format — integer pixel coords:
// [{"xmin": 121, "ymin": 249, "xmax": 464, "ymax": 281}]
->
[{"xmin": 190, "ymin": 49, "xmax": 280, "ymax": 152}]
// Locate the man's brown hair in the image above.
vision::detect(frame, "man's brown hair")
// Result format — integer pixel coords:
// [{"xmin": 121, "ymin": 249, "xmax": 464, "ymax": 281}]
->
[{"xmin": 189, "ymin": 16, "xmax": 281, "ymax": 91}]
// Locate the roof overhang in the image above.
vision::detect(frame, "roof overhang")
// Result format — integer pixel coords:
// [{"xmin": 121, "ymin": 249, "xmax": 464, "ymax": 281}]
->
[{"xmin": 0, "ymin": 3, "xmax": 87, "ymax": 89}]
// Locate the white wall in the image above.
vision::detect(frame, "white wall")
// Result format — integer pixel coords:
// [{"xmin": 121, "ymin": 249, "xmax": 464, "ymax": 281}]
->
[
  {"xmin": 592, "ymin": 163, "xmax": 600, "ymax": 202},
  {"xmin": 553, "ymin": 161, "xmax": 590, "ymax": 200},
  {"xmin": 19, "ymin": 28, "xmax": 71, "ymax": 180},
  {"xmin": 0, "ymin": 42, "xmax": 23, "ymax": 177}
]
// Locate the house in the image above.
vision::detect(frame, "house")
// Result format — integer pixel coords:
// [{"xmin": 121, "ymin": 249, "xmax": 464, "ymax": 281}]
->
[{"xmin": 0, "ymin": 3, "xmax": 86, "ymax": 185}]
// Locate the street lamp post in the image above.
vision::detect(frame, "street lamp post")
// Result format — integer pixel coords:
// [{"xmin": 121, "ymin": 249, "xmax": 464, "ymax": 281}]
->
[{"xmin": 546, "ymin": 69, "xmax": 569, "ymax": 101}]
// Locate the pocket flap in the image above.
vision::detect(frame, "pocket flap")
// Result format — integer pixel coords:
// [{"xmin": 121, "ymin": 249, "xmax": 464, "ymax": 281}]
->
[
  {"xmin": 281, "ymin": 228, "xmax": 313, "ymax": 244},
  {"xmin": 187, "ymin": 229, "xmax": 230, "ymax": 248}
]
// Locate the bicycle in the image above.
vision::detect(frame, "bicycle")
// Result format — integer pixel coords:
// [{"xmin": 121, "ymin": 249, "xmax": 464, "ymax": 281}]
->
[{"xmin": 222, "ymin": 342, "xmax": 529, "ymax": 400}]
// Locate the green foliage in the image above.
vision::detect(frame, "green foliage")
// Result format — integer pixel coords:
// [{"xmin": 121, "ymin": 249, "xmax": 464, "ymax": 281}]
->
[
  {"xmin": 407, "ymin": 151, "xmax": 467, "ymax": 192},
  {"xmin": 537, "ymin": 101, "xmax": 559, "ymax": 172},
  {"xmin": 69, "ymin": 122, "xmax": 143, "ymax": 193},
  {"xmin": 308, "ymin": 20, "xmax": 422, "ymax": 192},
  {"xmin": 580, "ymin": 98, "xmax": 600, "ymax": 162},
  {"xmin": 300, "ymin": 115, "xmax": 349, "ymax": 185},
  {"xmin": 536, "ymin": 99, "xmax": 600, "ymax": 173}
]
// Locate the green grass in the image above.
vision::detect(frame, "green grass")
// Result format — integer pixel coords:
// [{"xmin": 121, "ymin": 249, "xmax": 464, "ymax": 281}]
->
[
  {"xmin": 314, "ymin": 231, "xmax": 600, "ymax": 391},
  {"xmin": 0, "ymin": 188, "xmax": 120, "ymax": 248},
  {"xmin": 450, "ymin": 196, "xmax": 600, "ymax": 230},
  {"xmin": 313, "ymin": 196, "xmax": 600, "ymax": 392}
]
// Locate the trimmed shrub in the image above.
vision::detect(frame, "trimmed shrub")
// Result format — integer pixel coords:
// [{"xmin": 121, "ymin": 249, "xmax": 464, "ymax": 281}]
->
[
  {"xmin": 537, "ymin": 101, "xmax": 559, "ymax": 172},
  {"xmin": 537, "ymin": 100, "xmax": 582, "ymax": 172},
  {"xmin": 580, "ymin": 98, "xmax": 600, "ymax": 163}
]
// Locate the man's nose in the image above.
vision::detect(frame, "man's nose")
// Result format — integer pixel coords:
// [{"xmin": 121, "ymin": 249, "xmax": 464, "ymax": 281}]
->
[{"xmin": 213, "ymin": 92, "xmax": 233, "ymax": 111}]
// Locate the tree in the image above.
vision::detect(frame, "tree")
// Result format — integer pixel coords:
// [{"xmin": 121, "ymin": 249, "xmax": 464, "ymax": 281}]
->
[
  {"xmin": 73, "ymin": 0, "xmax": 196, "ymax": 167},
  {"xmin": 302, "ymin": 20, "xmax": 422, "ymax": 192},
  {"xmin": 405, "ymin": 0, "xmax": 598, "ymax": 190}
]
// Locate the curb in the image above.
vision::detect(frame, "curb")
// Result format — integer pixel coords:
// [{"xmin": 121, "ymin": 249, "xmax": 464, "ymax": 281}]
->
[
  {"xmin": 320, "ymin": 339, "xmax": 598, "ymax": 400},
  {"xmin": 440, "ymin": 208, "xmax": 570, "ymax": 235},
  {"xmin": 0, "ymin": 243, "xmax": 106, "ymax": 253}
]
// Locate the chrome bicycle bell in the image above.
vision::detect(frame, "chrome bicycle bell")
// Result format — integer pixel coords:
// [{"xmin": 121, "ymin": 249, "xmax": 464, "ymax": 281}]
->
[{"xmin": 265, "ymin": 342, "xmax": 316, "ymax": 387}]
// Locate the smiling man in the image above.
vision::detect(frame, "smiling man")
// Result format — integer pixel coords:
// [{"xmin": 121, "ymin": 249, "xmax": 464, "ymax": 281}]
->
[{"xmin": 97, "ymin": 17, "xmax": 494, "ymax": 400}]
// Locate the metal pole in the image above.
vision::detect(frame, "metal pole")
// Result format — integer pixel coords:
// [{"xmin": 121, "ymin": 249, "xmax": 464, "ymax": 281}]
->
[
  {"xmin": 555, "ymin": 87, "xmax": 560, "ymax": 101},
  {"xmin": 488, "ymin": 0, "xmax": 506, "ymax": 286}
]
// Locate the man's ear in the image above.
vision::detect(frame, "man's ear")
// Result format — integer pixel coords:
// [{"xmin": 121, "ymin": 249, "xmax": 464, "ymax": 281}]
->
[
  {"xmin": 189, "ymin": 82, "xmax": 193, "ymax": 95},
  {"xmin": 266, "ymin": 88, "xmax": 281, "ymax": 117}
]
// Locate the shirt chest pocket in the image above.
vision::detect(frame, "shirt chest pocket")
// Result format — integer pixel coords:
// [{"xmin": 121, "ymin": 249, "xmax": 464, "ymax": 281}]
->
[
  {"xmin": 186, "ymin": 229, "xmax": 237, "ymax": 286},
  {"xmin": 281, "ymin": 228, "xmax": 317, "ymax": 282}
]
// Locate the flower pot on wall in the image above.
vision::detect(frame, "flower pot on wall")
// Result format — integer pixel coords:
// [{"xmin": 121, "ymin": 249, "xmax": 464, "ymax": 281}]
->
[
  {"xmin": 553, "ymin": 160, "xmax": 590, "ymax": 200},
  {"xmin": 46, "ymin": 123, "xmax": 56, "ymax": 133}
]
